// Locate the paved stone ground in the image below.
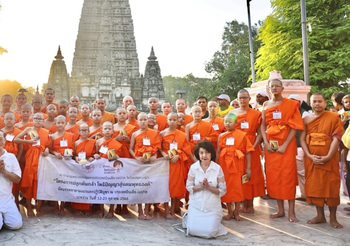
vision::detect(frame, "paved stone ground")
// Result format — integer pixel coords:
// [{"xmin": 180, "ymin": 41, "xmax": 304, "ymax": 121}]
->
[{"xmin": 1, "ymin": 194, "xmax": 350, "ymax": 246}]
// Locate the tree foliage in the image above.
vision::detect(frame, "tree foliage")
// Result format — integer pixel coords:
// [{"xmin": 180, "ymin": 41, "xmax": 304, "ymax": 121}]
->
[
  {"xmin": 256, "ymin": 0, "xmax": 350, "ymax": 88},
  {"xmin": 205, "ymin": 20, "xmax": 260, "ymax": 98},
  {"xmin": 0, "ymin": 80, "xmax": 36, "ymax": 103}
]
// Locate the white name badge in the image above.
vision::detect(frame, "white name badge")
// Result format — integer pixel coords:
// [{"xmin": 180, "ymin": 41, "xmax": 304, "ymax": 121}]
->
[
  {"xmin": 143, "ymin": 138, "xmax": 151, "ymax": 146},
  {"xmin": 273, "ymin": 111, "xmax": 282, "ymax": 120},
  {"xmin": 226, "ymin": 137, "xmax": 235, "ymax": 146},
  {"xmin": 5, "ymin": 134, "xmax": 15, "ymax": 142},
  {"xmin": 241, "ymin": 122, "xmax": 249, "ymax": 129},
  {"xmin": 212, "ymin": 124, "xmax": 219, "ymax": 131},
  {"xmin": 78, "ymin": 152, "xmax": 86, "ymax": 160},
  {"xmin": 170, "ymin": 142, "xmax": 178, "ymax": 150},
  {"xmin": 33, "ymin": 139, "xmax": 41, "ymax": 146},
  {"xmin": 99, "ymin": 146, "xmax": 108, "ymax": 154},
  {"xmin": 193, "ymin": 133, "xmax": 201, "ymax": 141},
  {"xmin": 60, "ymin": 140, "xmax": 68, "ymax": 147}
]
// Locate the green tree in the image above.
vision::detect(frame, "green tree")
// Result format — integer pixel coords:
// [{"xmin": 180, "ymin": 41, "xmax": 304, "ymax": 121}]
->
[
  {"xmin": 205, "ymin": 20, "xmax": 260, "ymax": 99},
  {"xmin": 256, "ymin": 0, "xmax": 350, "ymax": 88}
]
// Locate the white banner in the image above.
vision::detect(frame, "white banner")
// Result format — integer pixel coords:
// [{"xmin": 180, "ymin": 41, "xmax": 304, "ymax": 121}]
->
[{"xmin": 37, "ymin": 156, "xmax": 170, "ymax": 204}]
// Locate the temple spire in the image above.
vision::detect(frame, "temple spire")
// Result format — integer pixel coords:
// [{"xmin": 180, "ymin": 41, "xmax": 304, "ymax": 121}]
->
[
  {"xmin": 148, "ymin": 46, "xmax": 157, "ymax": 61},
  {"xmin": 55, "ymin": 45, "xmax": 64, "ymax": 60}
]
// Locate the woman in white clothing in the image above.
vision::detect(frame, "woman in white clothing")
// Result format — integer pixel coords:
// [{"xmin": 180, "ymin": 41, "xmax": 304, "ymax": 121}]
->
[{"xmin": 184, "ymin": 141, "xmax": 227, "ymax": 238}]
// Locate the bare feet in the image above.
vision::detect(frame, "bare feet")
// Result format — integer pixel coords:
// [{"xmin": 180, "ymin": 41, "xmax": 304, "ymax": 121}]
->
[
  {"xmin": 144, "ymin": 214, "xmax": 153, "ymax": 220},
  {"xmin": 234, "ymin": 213, "xmax": 242, "ymax": 221},
  {"xmin": 307, "ymin": 216, "xmax": 326, "ymax": 224},
  {"xmin": 26, "ymin": 208, "xmax": 35, "ymax": 217},
  {"xmin": 138, "ymin": 213, "xmax": 146, "ymax": 220},
  {"xmin": 223, "ymin": 214, "xmax": 234, "ymax": 220},
  {"xmin": 330, "ymin": 219, "xmax": 343, "ymax": 229},
  {"xmin": 288, "ymin": 215, "xmax": 299, "ymax": 223},
  {"xmin": 270, "ymin": 212, "xmax": 285, "ymax": 219},
  {"xmin": 240, "ymin": 207, "xmax": 254, "ymax": 214},
  {"xmin": 104, "ymin": 211, "xmax": 114, "ymax": 219}
]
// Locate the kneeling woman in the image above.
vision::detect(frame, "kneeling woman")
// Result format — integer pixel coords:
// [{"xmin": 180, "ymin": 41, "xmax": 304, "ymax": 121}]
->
[{"xmin": 184, "ymin": 141, "xmax": 227, "ymax": 238}]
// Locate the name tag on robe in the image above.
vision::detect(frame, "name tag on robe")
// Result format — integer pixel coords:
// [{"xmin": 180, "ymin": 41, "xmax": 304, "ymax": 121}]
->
[
  {"xmin": 226, "ymin": 137, "xmax": 235, "ymax": 146},
  {"xmin": 212, "ymin": 124, "xmax": 219, "ymax": 131},
  {"xmin": 193, "ymin": 133, "xmax": 201, "ymax": 141},
  {"xmin": 99, "ymin": 146, "xmax": 108, "ymax": 154},
  {"xmin": 273, "ymin": 111, "xmax": 282, "ymax": 120},
  {"xmin": 33, "ymin": 139, "xmax": 41, "ymax": 146},
  {"xmin": 78, "ymin": 152, "xmax": 86, "ymax": 160},
  {"xmin": 60, "ymin": 140, "xmax": 68, "ymax": 147},
  {"xmin": 143, "ymin": 138, "xmax": 151, "ymax": 146},
  {"xmin": 5, "ymin": 134, "xmax": 15, "ymax": 142},
  {"xmin": 240, "ymin": 122, "xmax": 249, "ymax": 129},
  {"xmin": 170, "ymin": 142, "xmax": 178, "ymax": 150}
]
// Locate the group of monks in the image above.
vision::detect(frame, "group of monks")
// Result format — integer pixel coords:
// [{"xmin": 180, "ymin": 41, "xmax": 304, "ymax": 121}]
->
[{"xmin": 1, "ymin": 77, "xmax": 349, "ymax": 229}]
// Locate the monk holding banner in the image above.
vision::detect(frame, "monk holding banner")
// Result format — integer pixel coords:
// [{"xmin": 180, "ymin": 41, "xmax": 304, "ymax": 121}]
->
[
  {"xmin": 261, "ymin": 73, "xmax": 304, "ymax": 222},
  {"xmin": 300, "ymin": 94, "xmax": 344, "ymax": 229}
]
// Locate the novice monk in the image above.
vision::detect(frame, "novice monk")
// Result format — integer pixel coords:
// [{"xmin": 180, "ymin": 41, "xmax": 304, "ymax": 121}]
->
[
  {"xmin": 65, "ymin": 107, "xmax": 80, "ymax": 141},
  {"xmin": 89, "ymin": 109, "xmax": 103, "ymax": 140},
  {"xmin": 72, "ymin": 124, "xmax": 96, "ymax": 213},
  {"xmin": 160, "ymin": 113, "xmax": 191, "ymax": 218},
  {"xmin": 14, "ymin": 113, "xmax": 50, "ymax": 216},
  {"xmin": 204, "ymin": 101, "xmax": 225, "ymax": 150},
  {"xmin": 43, "ymin": 104, "xmax": 58, "ymax": 134},
  {"xmin": 113, "ymin": 107, "xmax": 136, "ymax": 159},
  {"xmin": 148, "ymin": 97, "xmax": 167, "ymax": 131},
  {"xmin": 130, "ymin": 112, "xmax": 161, "ymax": 220},
  {"xmin": 147, "ymin": 113, "xmax": 159, "ymax": 131},
  {"xmin": 2, "ymin": 112, "xmax": 23, "ymax": 206},
  {"xmin": 176, "ymin": 113, "xmax": 186, "ymax": 132},
  {"xmin": 95, "ymin": 98, "xmax": 115, "ymax": 124},
  {"xmin": 95, "ymin": 121, "xmax": 124, "ymax": 218},
  {"xmin": 232, "ymin": 89, "xmax": 265, "ymax": 213},
  {"xmin": 217, "ymin": 113, "xmax": 253, "ymax": 220},
  {"xmin": 15, "ymin": 104, "xmax": 34, "ymax": 130},
  {"xmin": 77, "ymin": 104, "xmax": 93, "ymax": 126},
  {"xmin": 126, "ymin": 105, "xmax": 139, "ymax": 130},
  {"xmin": 300, "ymin": 94, "xmax": 344, "ymax": 229},
  {"xmin": 185, "ymin": 105, "xmax": 214, "ymax": 159},
  {"xmin": 260, "ymin": 76, "xmax": 304, "ymax": 222},
  {"xmin": 176, "ymin": 98, "xmax": 193, "ymax": 126}
]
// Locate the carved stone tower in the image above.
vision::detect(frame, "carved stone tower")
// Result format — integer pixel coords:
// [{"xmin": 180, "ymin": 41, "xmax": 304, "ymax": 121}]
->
[
  {"xmin": 70, "ymin": 0, "xmax": 142, "ymax": 109},
  {"xmin": 47, "ymin": 46, "xmax": 70, "ymax": 101},
  {"xmin": 141, "ymin": 47, "xmax": 165, "ymax": 107}
]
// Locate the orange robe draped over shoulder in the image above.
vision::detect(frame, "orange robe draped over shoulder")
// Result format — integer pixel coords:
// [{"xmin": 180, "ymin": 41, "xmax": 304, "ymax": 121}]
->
[
  {"xmin": 188, "ymin": 121, "xmax": 213, "ymax": 153},
  {"xmin": 236, "ymin": 109, "xmax": 265, "ymax": 199},
  {"xmin": 98, "ymin": 138, "xmax": 124, "ymax": 159},
  {"xmin": 304, "ymin": 112, "xmax": 344, "ymax": 207},
  {"xmin": 51, "ymin": 132, "xmax": 75, "ymax": 156},
  {"xmin": 206, "ymin": 117, "xmax": 225, "ymax": 150},
  {"xmin": 21, "ymin": 128, "xmax": 51, "ymax": 200},
  {"xmin": 112, "ymin": 124, "xmax": 136, "ymax": 158},
  {"xmin": 219, "ymin": 130, "xmax": 254, "ymax": 203},
  {"xmin": 156, "ymin": 114, "xmax": 168, "ymax": 132},
  {"xmin": 3, "ymin": 128, "xmax": 21, "ymax": 156},
  {"xmin": 66, "ymin": 124, "xmax": 80, "ymax": 142},
  {"xmin": 101, "ymin": 111, "xmax": 116, "ymax": 124},
  {"xmin": 162, "ymin": 130, "xmax": 192, "ymax": 199},
  {"xmin": 264, "ymin": 99, "xmax": 304, "ymax": 200},
  {"xmin": 134, "ymin": 129, "xmax": 161, "ymax": 157}
]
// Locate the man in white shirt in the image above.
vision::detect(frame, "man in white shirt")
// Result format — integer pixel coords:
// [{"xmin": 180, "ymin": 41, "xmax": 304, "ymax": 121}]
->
[{"xmin": 0, "ymin": 132, "xmax": 22, "ymax": 230}]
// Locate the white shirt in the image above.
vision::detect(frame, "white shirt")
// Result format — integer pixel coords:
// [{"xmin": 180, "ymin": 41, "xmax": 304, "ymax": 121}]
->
[
  {"xmin": 186, "ymin": 161, "xmax": 225, "ymax": 212},
  {"xmin": 0, "ymin": 150, "xmax": 21, "ymax": 202}
]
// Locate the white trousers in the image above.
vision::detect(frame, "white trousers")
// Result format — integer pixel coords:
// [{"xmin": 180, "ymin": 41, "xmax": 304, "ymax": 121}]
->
[{"xmin": 0, "ymin": 197, "xmax": 22, "ymax": 230}]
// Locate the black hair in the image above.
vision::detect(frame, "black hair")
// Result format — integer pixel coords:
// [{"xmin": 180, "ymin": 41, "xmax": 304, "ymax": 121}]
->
[
  {"xmin": 331, "ymin": 92, "xmax": 346, "ymax": 106},
  {"xmin": 194, "ymin": 141, "xmax": 216, "ymax": 162},
  {"xmin": 196, "ymin": 96, "xmax": 208, "ymax": 102}
]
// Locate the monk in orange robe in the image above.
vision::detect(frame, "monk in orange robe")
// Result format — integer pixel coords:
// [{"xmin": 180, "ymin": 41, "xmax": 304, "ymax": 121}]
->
[
  {"xmin": 113, "ymin": 107, "xmax": 136, "ymax": 159},
  {"xmin": 148, "ymin": 97, "xmax": 168, "ymax": 131},
  {"xmin": 300, "ymin": 94, "xmax": 344, "ymax": 229},
  {"xmin": 261, "ymin": 77, "xmax": 304, "ymax": 222},
  {"xmin": 2, "ymin": 112, "xmax": 23, "ymax": 206},
  {"xmin": 77, "ymin": 104, "xmax": 93, "ymax": 126},
  {"xmin": 89, "ymin": 109, "xmax": 103, "ymax": 140},
  {"xmin": 204, "ymin": 101, "xmax": 225, "ymax": 149},
  {"xmin": 95, "ymin": 98, "xmax": 116, "ymax": 124},
  {"xmin": 96, "ymin": 121, "xmax": 125, "ymax": 218},
  {"xmin": 232, "ymin": 89, "xmax": 265, "ymax": 213},
  {"xmin": 71, "ymin": 123, "xmax": 96, "ymax": 213},
  {"xmin": 14, "ymin": 92, "xmax": 27, "ymax": 122},
  {"xmin": 42, "ymin": 104, "xmax": 58, "ymax": 134},
  {"xmin": 185, "ymin": 105, "xmax": 214, "ymax": 158},
  {"xmin": 160, "ymin": 112, "xmax": 192, "ymax": 218},
  {"xmin": 41, "ymin": 88, "xmax": 58, "ymax": 114},
  {"xmin": 126, "ymin": 105, "xmax": 140, "ymax": 130},
  {"xmin": 130, "ymin": 112, "xmax": 161, "ymax": 220},
  {"xmin": 14, "ymin": 112, "xmax": 50, "ymax": 216},
  {"xmin": 218, "ymin": 113, "xmax": 253, "ymax": 221},
  {"xmin": 0, "ymin": 94, "xmax": 15, "ymax": 128},
  {"xmin": 65, "ymin": 107, "xmax": 80, "ymax": 141},
  {"xmin": 176, "ymin": 98, "xmax": 193, "ymax": 126},
  {"xmin": 176, "ymin": 113, "xmax": 186, "ymax": 132}
]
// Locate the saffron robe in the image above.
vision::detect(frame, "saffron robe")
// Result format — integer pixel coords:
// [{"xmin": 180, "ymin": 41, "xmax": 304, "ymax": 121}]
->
[
  {"xmin": 264, "ymin": 99, "xmax": 304, "ymax": 200},
  {"xmin": 133, "ymin": 129, "xmax": 161, "ymax": 157},
  {"xmin": 304, "ymin": 112, "xmax": 344, "ymax": 207},
  {"xmin": 97, "ymin": 138, "xmax": 124, "ymax": 159},
  {"xmin": 206, "ymin": 117, "xmax": 225, "ymax": 150},
  {"xmin": 156, "ymin": 114, "xmax": 168, "ymax": 132},
  {"xmin": 219, "ymin": 130, "xmax": 254, "ymax": 203},
  {"xmin": 101, "ymin": 111, "xmax": 116, "ymax": 124},
  {"xmin": 236, "ymin": 109, "xmax": 265, "ymax": 199},
  {"xmin": 188, "ymin": 121, "xmax": 214, "ymax": 153},
  {"xmin": 51, "ymin": 132, "xmax": 75, "ymax": 156},
  {"xmin": 112, "ymin": 124, "xmax": 136, "ymax": 158}
]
